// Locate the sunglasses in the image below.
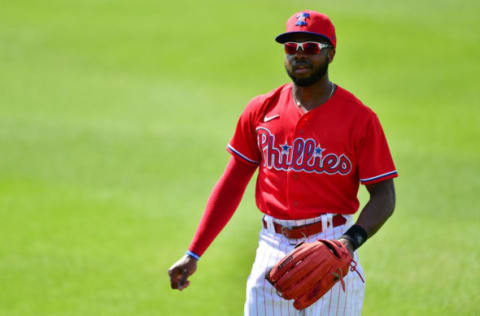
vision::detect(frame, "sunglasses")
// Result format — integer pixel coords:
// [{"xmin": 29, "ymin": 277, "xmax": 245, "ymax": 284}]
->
[{"xmin": 284, "ymin": 42, "xmax": 332, "ymax": 55}]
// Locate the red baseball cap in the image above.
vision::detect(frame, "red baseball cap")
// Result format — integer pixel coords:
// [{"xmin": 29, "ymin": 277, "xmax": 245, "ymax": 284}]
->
[{"xmin": 275, "ymin": 10, "xmax": 337, "ymax": 48}]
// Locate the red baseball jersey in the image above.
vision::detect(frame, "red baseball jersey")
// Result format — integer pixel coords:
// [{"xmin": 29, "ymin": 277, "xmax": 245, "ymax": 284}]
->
[{"xmin": 227, "ymin": 83, "xmax": 398, "ymax": 220}]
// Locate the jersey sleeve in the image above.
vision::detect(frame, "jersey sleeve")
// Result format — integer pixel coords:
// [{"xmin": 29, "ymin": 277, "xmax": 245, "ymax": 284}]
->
[
  {"xmin": 226, "ymin": 98, "xmax": 262, "ymax": 166},
  {"xmin": 356, "ymin": 113, "xmax": 398, "ymax": 185}
]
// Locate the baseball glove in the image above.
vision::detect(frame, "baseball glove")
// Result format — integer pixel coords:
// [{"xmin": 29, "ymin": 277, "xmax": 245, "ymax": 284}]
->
[{"xmin": 265, "ymin": 239, "xmax": 362, "ymax": 310}]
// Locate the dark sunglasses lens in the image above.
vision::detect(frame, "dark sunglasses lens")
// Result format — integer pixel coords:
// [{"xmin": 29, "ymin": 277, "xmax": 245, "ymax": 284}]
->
[
  {"xmin": 303, "ymin": 42, "xmax": 320, "ymax": 54},
  {"xmin": 284, "ymin": 43, "xmax": 298, "ymax": 54}
]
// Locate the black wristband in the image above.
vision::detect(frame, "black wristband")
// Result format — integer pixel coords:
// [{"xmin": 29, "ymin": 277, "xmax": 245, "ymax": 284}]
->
[{"xmin": 341, "ymin": 224, "xmax": 368, "ymax": 251}]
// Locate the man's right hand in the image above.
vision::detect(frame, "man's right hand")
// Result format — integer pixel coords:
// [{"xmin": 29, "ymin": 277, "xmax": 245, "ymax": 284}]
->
[{"xmin": 168, "ymin": 255, "xmax": 198, "ymax": 290}]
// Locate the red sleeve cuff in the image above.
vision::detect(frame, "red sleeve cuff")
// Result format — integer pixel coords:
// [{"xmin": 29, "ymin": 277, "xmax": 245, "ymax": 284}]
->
[
  {"xmin": 360, "ymin": 170, "xmax": 398, "ymax": 185},
  {"xmin": 226, "ymin": 144, "xmax": 259, "ymax": 166}
]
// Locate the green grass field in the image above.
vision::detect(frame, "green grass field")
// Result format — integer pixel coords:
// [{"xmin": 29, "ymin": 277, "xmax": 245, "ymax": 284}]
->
[{"xmin": 1, "ymin": 0, "xmax": 479, "ymax": 315}]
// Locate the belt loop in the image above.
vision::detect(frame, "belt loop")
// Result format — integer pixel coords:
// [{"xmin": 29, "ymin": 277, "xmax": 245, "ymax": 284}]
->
[
  {"xmin": 321, "ymin": 215, "xmax": 328, "ymax": 233},
  {"xmin": 263, "ymin": 215, "xmax": 275, "ymax": 234}
]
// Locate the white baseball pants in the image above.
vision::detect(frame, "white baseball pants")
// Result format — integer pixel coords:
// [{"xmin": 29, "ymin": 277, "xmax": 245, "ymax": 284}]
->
[{"xmin": 244, "ymin": 214, "xmax": 365, "ymax": 316}]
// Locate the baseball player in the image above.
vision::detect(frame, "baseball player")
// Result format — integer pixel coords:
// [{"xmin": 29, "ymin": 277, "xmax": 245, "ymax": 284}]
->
[{"xmin": 169, "ymin": 10, "xmax": 397, "ymax": 315}]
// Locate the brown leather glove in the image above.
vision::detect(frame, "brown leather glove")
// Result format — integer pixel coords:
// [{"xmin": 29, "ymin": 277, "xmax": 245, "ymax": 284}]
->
[{"xmin": 266, "ymin": 239, "xmax": 360, "ymax": 310}]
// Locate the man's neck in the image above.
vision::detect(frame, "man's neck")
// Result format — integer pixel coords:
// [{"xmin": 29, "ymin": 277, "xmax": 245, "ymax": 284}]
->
[{"xmin": 292, "ymin": 76, "xmax": 334, "ymax": 112}]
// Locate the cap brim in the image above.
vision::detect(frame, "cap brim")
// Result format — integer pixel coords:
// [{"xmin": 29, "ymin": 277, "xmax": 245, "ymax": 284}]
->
[{"xmin": 275, "ymin": 31, "xmax": 332, "ymax": 44}]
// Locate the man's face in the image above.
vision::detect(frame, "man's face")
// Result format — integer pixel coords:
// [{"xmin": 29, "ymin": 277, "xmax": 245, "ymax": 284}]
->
[{"xmin": 283, "ymin": 34, "xmax": 334, "ymax": 87}]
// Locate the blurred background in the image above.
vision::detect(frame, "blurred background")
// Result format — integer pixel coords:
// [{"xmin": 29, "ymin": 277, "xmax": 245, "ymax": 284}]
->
[{"xmin": 0, "ymin": 0, "xmax": 478, "ymax": 315}]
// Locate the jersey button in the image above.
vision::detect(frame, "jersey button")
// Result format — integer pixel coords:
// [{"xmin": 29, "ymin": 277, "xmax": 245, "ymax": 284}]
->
[
  {"xmin": 299, "ymin": 130, "xmax": 304, "ymax": 134},
  {"xmin": 293, "ymin": 201, "xmax": 299, "ymax": 207},
  {"xmin": 293, "ymin": 174, "xmax": 299, "ymax": 180}
]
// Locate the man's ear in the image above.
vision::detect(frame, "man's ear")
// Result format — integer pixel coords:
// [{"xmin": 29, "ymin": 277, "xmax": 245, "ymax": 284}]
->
[{"xmin": 328, "ymin": 49, "xmax": 336, "ymax": 63}]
